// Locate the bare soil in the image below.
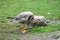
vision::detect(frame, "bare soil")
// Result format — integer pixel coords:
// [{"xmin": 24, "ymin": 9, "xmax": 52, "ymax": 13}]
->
[{"xmin": 0, "ymin": 31, "xmax": 60, "ymax": 40}]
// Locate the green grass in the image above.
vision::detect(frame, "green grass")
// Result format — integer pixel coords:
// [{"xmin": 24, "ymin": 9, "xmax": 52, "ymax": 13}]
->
[
  {"xmin": 0, "ymin": 0, "xmax": 60, "ymax": 34},
  {"xmin": 29, "ymin": 24, "xmax": 60, "ymax": 34}
]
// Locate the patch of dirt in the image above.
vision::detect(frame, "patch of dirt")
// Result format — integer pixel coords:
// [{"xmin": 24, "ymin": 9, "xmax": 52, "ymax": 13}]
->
[
  {"xmin": 0, "ymin": 31, "xmax": 60, "ymax": 40},
  {"xmin": 49, "ymin": 20, "xmax": 60, "ymax": 24}
]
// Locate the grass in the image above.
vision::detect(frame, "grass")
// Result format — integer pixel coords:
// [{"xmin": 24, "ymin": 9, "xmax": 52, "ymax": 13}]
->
[
  {"xmin": 0, "ymin": 0, "xmax": 60, "ymax": 34},
  {"xmin": 29, "ymin": 24, "xmax": 60, "ymax": 34}
]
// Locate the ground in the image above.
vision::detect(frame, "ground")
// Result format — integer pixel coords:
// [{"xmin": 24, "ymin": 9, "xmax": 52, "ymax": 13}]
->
[{"xmin": 0, "ymin": 31, "xmax": 60, "ymax": 40}]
